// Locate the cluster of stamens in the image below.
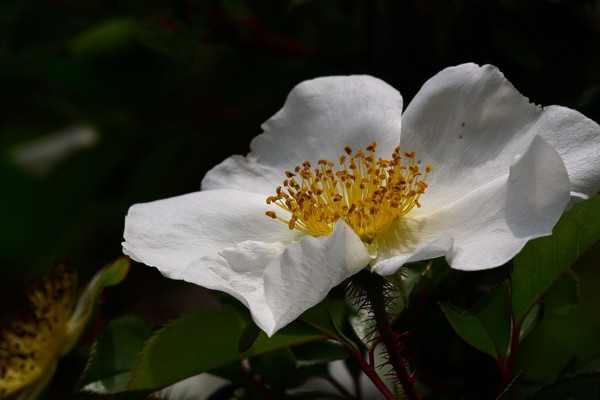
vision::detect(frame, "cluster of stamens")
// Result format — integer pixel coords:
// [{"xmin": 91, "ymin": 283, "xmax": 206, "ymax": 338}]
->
[
  {"xmin": 0, "ymin": 265, "xmax": 75, "ymax": 397},
  {"xmin": 265, "ymin": 141, "xmax": 432, "ymax": 241}
]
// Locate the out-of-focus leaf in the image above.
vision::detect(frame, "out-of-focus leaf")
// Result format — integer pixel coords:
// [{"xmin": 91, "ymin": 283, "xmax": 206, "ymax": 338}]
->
[
  {"xmin": 495, "ymin": 371, "xmax": 520, "ymax": 400},
  {"xmin": 77, "ymin": 316, "xmax": 152, "ymax": 394},
  {"xmin": 532, "ymin": 372, "xmax": 600, "ymax": 400},
  {"xmin": 286, "ymin": 393, "xmax": 345, "ymax": 400},
  {"xmin": 440, "ymin": 281, "xmax": 511, "ymax": 359},
  {"xmin": 68, "ymin": 17, "xmax": 136, "ymax": 58},
  {"xmin": 63, "ymin": 258, "xmax": 130, "ymax": 353},
  {"xmin": 128, "ymin": 306, "xmax": 327, "ymax": 391},
  {"xmin": 512, "ymin": 195, "xmax": 600, "ymax": 323},
  {"xmin": 292, "ymin": 341, "xmax": 349, "ymax": 367},
  {"xmin": 249, "ymin": 348, "xmax": 296, "ymax": 392},
  {"xmin": 532, "ymin": 357, "xmax": 600, "ymax": 399}
]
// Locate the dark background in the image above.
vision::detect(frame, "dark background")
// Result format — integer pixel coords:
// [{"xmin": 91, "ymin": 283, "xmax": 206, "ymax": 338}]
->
[{"xmin": 1, "ymin": 0, "xmax": 599, "ymax": 398}]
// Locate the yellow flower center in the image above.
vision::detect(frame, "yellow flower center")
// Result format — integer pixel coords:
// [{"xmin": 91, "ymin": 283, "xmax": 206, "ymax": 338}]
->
[
  {"xmin": 0, "ymin": 266, "xmax": 75, "ymax": 398},
  {"xmin": 265, "ymin": 141, "xmax": 433, "ymax": 241}
]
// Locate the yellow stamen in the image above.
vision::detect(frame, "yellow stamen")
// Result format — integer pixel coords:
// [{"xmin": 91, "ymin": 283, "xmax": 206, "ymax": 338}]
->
[
  {"xmin": 264, "ymin": 141, "xmax": 433, "ymax": 241},
  {"xmin": 0, "ymin": 265, "xmax": 75, "ymax": 398}
]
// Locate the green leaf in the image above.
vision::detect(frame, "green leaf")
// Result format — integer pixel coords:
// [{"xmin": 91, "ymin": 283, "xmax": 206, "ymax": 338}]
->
[
  {"xmin": 519, "ymin": 303, "xmax": 543, "ymax": 342},
  {"xmin": 249, "ymin": 348, "xmax": 297, "ymax": 392},
  {"xmin": 238, "ymin": 320, "xmax": 261, "ymax": 353},
  {"xmin": 532, "ymin": 357, "xmax": 600, "ymax": 399},
  {"xmin": 495, "ymin": 371, "xmax": 521, "ymax": 400},
  {"xmin": 299, "ymin": 298, "xmax": 356, "ymax": 348},
  {"xmin": 291, "ymin": 341, "xmax": 349, "ymax": 367},
  {"xmin": 385, "ymin": 261, "xmax": 432, "ymax": 314},
  {"xmin": 68, "ymin": 17, "xmax": 136, "ymax": 58},
  {"xmin": 440, "ymin": 281, "xmax": 511, "ymax": 359},
  {"xmin": 532, "ymin": 372, "xmax": 600, "ymax": 400},
  {"xmin": 544, "ymin": 269, "xmax": 580, "ymax": 316},
  {"xmin": 63, "ymin": 258, "xmax": 130, "ymax": 354},
  {"xmin": 77, "ymin": 316, "xmax": 152, "ymax": 394},
  {"xmin": 128, "ymin": 306, "xmax": 328, "ymax": 391},
  {"xmin": 512, "ymin": 195, "xmax": 600, "ymax": 323}
]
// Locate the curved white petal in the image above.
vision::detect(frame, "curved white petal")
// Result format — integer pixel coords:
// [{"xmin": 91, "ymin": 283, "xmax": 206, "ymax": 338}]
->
[
  {"xmin": 122, "ymin": 190, "xmax": 301, "ymax": 278},
  {"xmin": 535, "ymin": 105, "xmax": 600, "ymax": 206},
  {"xmin": 202, "ymin": 75, "xmax": 404, "ymax": 194},
  {"xmin": 155, "ymin": 373, "xmax": 229, "ymax": 400},
  {"xmin": 372, "ymin": 136, "xmax": 570, "ymax": 274},
  {"xmin": 181, "ymin": 240, "xmax": 285, "ymax": 334},
  {"xmin": 401, "ymin": 63, "xmax": 600, "ymax": 212},
  {"xmin": 181, "ymin": 223, "xmax": 370, "ymax": 336},
  {"xmin": 263, "ymin": 222, "xmax": 371, "ymax": 334}
]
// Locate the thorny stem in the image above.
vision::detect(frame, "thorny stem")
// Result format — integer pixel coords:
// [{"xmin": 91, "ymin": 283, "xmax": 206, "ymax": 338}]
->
[
  {"xmin": 346, "ymin": 346, "xmax": 398, "ymax": 400},
  {"xmin": 357, "ymin": 271, "xmax": 421, "ymax": 400}
]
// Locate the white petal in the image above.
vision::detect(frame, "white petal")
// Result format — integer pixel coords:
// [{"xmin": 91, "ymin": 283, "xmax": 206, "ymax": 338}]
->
[
  {"xmin": 181, "ymin": 240, "xmax": 285, "ymax": 334},
  {"xmin": 535, "ymin": 105, "xmax": 600, "ymax": 206},
  {"xmin": 401, "ymin": 63, "xmax": 600, "ymax": 212},
  {"xmin": 202, "ymin": 75, "xmax": 404, "ymax": 194},
  {"xmin": 181, "ymin": 223, "xmax": 370, "ymax": 335},
  {"xmin": 263, "ymin": 222, "xmax": 371, "ymax": 334},
  {"xmin": 155, "ymin": 373, "xmax": 229, "ymax": 400},
  {"xmin": 372, "ymin": 136, "xmax": 570, "ymax": 274},
  {"xmin": 122, "ymin": 190, "xmax": 301, "ymax": 278}
]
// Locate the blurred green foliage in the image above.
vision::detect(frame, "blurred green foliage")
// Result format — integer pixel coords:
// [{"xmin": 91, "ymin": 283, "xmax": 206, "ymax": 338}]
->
[{"xmin": 1, "ymin": 0, "xmax": 600, "ymax": 398}]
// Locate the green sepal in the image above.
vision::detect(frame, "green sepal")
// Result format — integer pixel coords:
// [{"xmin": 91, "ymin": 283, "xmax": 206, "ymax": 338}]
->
[{"xmin": 63, "ymin": 257, "xmax": 130, "ymax": 354}]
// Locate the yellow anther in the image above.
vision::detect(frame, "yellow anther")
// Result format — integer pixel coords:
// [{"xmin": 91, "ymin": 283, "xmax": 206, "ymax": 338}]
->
[
  {"xmin": 265, "ymin": 142, "xmax": 432, "ymax": 241},
  {"xmin": 265, "ymin": 211, "xmax": 277, "ymax": 219}
]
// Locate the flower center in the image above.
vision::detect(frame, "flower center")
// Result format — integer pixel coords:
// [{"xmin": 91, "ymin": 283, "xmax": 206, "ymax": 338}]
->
[
  {"xmin": 265, "ymin": 141, "xmax": 433, "ymax": 241},
  {"xmin": 0, "ymin": 266, "xmax": 74, "ymax": 397}
]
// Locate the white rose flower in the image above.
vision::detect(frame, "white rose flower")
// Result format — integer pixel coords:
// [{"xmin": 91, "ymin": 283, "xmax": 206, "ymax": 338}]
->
[{"xmin": 123, "ymin": 63, "xmax": 600, "ymax": 336}]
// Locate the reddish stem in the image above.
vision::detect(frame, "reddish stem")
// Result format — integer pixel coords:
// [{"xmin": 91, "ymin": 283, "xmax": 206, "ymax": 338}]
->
[{"xmin": 347, "ymin": 346, "xmax": 398, "ymax": 400}]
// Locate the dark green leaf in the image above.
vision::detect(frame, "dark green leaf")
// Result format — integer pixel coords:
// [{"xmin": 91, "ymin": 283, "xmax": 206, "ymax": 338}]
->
[
  {"xmin": 77, "ymin": 316, "xmax": 152, "ymax": 394},
  {"xmin": 496, "ymin": 371, "xmax": 521, "ymax": 400},
  {"xmin": 533, "ymin": 372, "xmax": 600, "ymax": 400},
  {"xmin": 286, "ymin": 393, "xmax": 345, "ymax": 400},
  {"xmin": 519, "ymin": 303, "xmax": 544, "ymax": 342},
  {"xmin": 544, "ymin": 269, "xmax": 580, "ymax": 316},
  {"xmin": 440, "ymin": 281, "xmax": 511, "ymax": 359},
  {"xmin": 128, "ymin": 306, "xmax": 327, "ymax": 391},
  {"xmin": 299, "ymin": 298, "xmax": 355, "ymax": 348},
  {"xmin": 238, "ymin": 320, "xmax": 261, "ymax": 353},
  {"xmin": 512, "ymin": 195, "xmax": 600, "ymax": 323},
  {"xmin": 386, "ymin": 261, "xmax": 432, "ymax": 314},
  {"xmin": 68, "ymin": 17, "xmax": 136, "ymax": 58},
  {"xmin": 249, "ymin": 348, "xmax": 296, "ymax": 392},
  {"xmin": 291, "ymin": 341, "xmax": 349, "ymax": 367}
]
